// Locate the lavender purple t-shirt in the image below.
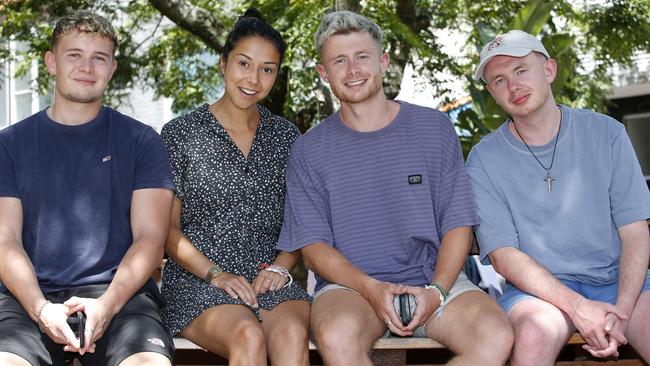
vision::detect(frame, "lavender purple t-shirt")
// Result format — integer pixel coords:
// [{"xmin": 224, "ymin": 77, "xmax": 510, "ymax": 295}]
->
[{"xmin": 277, "ymin": 101, "xmax": 478, "ymax": 292}]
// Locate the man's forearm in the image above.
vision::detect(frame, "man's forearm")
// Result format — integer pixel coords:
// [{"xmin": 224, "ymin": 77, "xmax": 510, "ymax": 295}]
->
[
  {"xmin": 615, "ymin": 221, "xmax": 650, "ymax": 315},
  {"xmin": 273, "ymin": 250, "xmax": 301, "ymax": 270},
  {"xmin": 302, "ymin": 242, "xmax": 377, "ymax": 295},
  {"xmin": 0, "ymin": 245, "xmax": 47, "ymax": 320},
  {"xmin": 100, "ymin": 188, "xmax": 172, "ymax": 315},
  {"xmin": 100, "ymin": 239, "xmax": 164, "ymax": 314},
  {"xmin": 431, "ymin": 226, "xmax": 472, "ymax": 291},
  {"xmin": 0, "ymin": 197, "xmax": 46, "ymax": 321},
  {"xmin": 490, "ymin": 247, "xmax": 583, "ymax": 314}
]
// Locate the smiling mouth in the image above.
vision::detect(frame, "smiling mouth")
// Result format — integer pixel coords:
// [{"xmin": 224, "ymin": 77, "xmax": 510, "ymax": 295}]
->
[
  {"xmin": 512, "ymin": 94, "xmax": 529, "ymax": 105},
  {"xmin": 344, "ymin": 79, "xmax": 367, "ymax": 87},
  {"xmin": 240, "ymin": 87, "xmax": 257, "ymax": 96}
]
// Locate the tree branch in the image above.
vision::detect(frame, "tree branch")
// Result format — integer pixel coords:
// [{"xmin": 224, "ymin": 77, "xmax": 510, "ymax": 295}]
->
[{"xmin": 148, "ymin": 0, "xmax": 226, "ymax": 53}]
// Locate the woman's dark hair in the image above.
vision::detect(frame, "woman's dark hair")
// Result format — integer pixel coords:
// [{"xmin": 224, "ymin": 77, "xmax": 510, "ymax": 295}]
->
[{"xmin": 222, "ymin": 8, "xmax": 287, "ymax": 65}]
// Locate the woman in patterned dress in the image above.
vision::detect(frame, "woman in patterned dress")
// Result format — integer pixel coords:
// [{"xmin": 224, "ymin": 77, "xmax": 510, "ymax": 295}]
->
[{"xmin": 160, "ymin": 9, "xmax": 311, "ymax": 365}]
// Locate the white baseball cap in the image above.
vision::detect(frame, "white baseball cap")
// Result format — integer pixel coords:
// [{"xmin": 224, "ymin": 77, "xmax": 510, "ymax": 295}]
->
[{"xmin": 474, "ymin": 30, "xmax": 550, "ymax": 81}]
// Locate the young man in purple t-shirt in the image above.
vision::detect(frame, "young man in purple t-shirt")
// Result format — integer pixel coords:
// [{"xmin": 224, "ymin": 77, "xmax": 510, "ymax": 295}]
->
[{"xmin": 277, "ymin": 11, "xmax": 513, "ymax": 365}]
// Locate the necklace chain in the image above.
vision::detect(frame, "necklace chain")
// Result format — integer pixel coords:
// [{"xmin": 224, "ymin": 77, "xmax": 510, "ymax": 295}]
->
[{"xmin": 512, "ymin": 108, "xmax": 562, "ymax": 172}]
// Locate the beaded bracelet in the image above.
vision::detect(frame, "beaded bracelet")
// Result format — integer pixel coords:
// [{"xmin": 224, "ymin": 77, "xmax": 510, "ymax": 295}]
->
[{"xmin": 260, "ymin": 263, "xmax": 293, "ymax": 288}]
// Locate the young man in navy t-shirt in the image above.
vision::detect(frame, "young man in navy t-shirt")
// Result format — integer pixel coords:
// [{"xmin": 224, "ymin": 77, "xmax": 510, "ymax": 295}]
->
[
  {"xmin": 0, "ymin": 10, "xmax": 175, "ymax": 366},
  {"xmin": 277, "ymin": 11, "xmax": 513, "ymax": 365}
]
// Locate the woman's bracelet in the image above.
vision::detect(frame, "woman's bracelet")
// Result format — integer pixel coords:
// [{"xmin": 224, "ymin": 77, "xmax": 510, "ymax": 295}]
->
[{"xmin": 261, "ymin": 263, "xmax": 293, "ymax": 288}]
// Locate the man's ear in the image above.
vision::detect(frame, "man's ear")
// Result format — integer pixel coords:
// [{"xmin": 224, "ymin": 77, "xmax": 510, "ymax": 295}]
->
[
  {"xmin": 44, "ymin": 51, "xmax": 56, "ymax": 76},
  {"xmin": 109, "ymin": 59, "xmax": 117, "ymax": 78},
  {"xmin": 316, "ymin": 64, "xmax": 329, "ymax": 83},
  {"xmin": 379, "ymin": 52, "xmax": 390, "ymax": 73},
  {"xmin": 543, "ymin": 58, "xmax": 557, "ymax": 84}
]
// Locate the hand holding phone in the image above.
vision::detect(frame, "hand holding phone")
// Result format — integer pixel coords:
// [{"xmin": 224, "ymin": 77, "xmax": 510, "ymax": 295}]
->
[
  {"xmin": 66, "ymin": 311, "xmax": 86, "ymax": 349},
  {"xmin": 393, "ymin": 293, "xmax": 416, "ymax": 327}
]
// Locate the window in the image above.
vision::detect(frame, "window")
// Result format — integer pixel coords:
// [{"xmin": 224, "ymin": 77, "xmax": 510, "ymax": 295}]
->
[
  {"xmin": 624, "ymin": 112, "xmax": 650, "ymax": 183},
  {"xmin": 0, "ymin": 40, "xmax": 51, "ymax": 129}
]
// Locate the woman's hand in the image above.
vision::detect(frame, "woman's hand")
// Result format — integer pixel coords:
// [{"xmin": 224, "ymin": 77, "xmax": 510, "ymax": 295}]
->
[
  {"xmin": 212, "ymin": 273, "xmax": 258, "ymax": 308},
  {"xmin": 252, "ymin": 269, "xmax": 287, "ymax": 294}
]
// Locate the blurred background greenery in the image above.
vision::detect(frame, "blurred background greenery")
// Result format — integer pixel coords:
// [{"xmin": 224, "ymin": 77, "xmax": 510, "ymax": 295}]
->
[{"xmin": 1, "ymin": 0, "xmax": 649, "ymax": 152}]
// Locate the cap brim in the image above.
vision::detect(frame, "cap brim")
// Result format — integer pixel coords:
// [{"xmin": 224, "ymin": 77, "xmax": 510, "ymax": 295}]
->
[{"xmin": 473, "ymin": 47, "xmax": 535, "ymax": 81}]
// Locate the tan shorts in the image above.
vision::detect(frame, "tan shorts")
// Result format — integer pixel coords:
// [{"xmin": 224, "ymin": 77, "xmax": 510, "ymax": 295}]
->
[{"xmin": 314, "ymin": 271, "xmax": 481, "ymax": 337}]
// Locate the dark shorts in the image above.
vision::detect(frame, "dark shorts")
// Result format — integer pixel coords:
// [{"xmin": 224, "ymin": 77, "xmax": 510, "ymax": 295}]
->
[{"xmin": 0, "ymin": 284, "xmax": 174, "ymax": 366}]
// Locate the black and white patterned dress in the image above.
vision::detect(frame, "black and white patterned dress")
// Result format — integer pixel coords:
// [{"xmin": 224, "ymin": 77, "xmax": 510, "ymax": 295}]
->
[{"xmin": 160, "ymin": 104, "xmax": 311, "ymax": 336}]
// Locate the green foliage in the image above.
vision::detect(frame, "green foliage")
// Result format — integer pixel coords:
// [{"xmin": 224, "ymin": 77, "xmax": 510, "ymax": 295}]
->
[{"xmin": 1, "ymin": 0, "xmax": 648, "ymax": 139}]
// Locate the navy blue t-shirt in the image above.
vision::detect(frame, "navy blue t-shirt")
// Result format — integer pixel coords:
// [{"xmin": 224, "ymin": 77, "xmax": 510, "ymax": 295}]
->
[{"xmin": 0, "ymin": 107, "xmax": 174, "ymax": 293}]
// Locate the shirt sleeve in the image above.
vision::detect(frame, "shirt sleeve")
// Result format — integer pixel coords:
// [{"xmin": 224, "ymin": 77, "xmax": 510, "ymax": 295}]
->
[
  {"xmin": 609, "ymin": 122, "xmax": 650, "ymax": 228},
  {"xmin": 160, "ymin": 122, "xmax": 186, "ymax": 198},
  {"xmin": 0, "ymin": 135, "xmax": 19, "ymax": 198},
  {"xmin": 134, "ymin": 126, "xmax": 175, "ymax": 191},
  {"xmin": 436, "ymin": 118, "xmax": 479, "ymax": 236},
  {"xmin": 277, "ymin": 142, "xmax": 334, "ymax": 252},
  {"xmin": 466, "ymin": 148, "xmax": 519, "ymax": 264}
]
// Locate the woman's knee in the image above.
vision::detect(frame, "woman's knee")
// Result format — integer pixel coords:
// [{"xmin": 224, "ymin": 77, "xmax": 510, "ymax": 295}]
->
[
  {"xmin": 231, "ymin": 320, "xmax": 266, "ymax": 353},
  {"xmin": 268, "ymin": 318, "xmax": 309, "ymax": 346}
]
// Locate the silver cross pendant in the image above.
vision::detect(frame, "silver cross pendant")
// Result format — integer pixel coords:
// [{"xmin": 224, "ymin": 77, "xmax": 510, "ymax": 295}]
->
[{"xmin": 544, "ymin": 171, "xmax": 556, "ymax": 192}]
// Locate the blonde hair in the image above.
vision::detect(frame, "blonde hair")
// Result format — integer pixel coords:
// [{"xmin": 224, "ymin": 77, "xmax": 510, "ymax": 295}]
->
[
  {"xmin": 51, "ymin": 10, "xmax": 118, "ymax": 55},
  {"xmin": 314, "ymin": 11, "xmax": 382, "ymax": 54}
]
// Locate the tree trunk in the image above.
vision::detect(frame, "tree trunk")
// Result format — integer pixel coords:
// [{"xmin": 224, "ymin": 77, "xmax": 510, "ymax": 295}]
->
[{"xmin": 148, "ymin": 0, "xmax": 226, "ymax": 53}]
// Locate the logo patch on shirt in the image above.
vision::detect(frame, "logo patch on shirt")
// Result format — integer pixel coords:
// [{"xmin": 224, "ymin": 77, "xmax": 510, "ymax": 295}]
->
[
  {"xmin": 147, "ymin": 337, "xmax": 165, "ymax": 348},
  {"xmin": 102, "ymin": 155, "xmax": 112, "ymax": 162},
  {"xmin": 408, "ymin": 175, "xmax": 422, "ymax": 185}
]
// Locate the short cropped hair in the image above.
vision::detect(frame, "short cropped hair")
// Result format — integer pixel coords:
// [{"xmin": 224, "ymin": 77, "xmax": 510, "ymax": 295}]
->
[
  {"xmin": 313, "ymin": 11, "xmax": 382, "ymax": 54},
  {"xmin": 51, "ymin": 10, "xmax": 118, "ymax": 55}
]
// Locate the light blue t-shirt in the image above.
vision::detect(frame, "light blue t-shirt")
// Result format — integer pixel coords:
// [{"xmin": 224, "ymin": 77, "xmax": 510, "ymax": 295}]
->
[
  {"xmin": 467, "ymin": 105, "xmax": 650, "ymax": 285},
  {"xmin": 278, "ymin": 101, "xmax": 478, "ymax": 292}
]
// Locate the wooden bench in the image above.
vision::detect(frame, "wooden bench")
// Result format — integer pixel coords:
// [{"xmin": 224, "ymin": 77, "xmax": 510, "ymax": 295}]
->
[{"xmin": 173, "ymin": 333, "xmax": 593, "ymax": 365}]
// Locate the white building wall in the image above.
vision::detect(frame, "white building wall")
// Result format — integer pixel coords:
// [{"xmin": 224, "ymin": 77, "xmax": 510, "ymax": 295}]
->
[{"xmin": 116, "ymin": 86, "xmax": 173, "ymax": 132}]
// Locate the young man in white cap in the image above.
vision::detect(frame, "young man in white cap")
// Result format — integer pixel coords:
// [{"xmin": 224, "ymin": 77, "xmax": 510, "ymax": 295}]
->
[{"xmin": 467, "ymin": 29, "xmax": 650, "ymax": 364}]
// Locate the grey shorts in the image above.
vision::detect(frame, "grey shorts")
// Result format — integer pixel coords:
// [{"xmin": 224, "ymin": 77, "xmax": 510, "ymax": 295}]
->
[
  {"xmin": 314, "ymin": 271, "xmax": 481, "ymax": 337},
  {"xmin": 0, "ymin": 284, "xmax": 174, "ymax": 366}
]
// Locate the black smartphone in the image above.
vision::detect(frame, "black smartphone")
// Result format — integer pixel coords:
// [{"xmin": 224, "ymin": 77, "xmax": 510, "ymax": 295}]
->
[
  {"xmin": 66, "ymin": 311, "xmax": 86, "ymax": 348},
  {"xmin": 398, "ymin": 293, "xmax": 413, "ymax": 326}
]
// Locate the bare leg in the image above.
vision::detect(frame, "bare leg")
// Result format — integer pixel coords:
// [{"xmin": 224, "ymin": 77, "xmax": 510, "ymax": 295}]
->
[
  {"xmin": 506, "ymin": 298, "xmax": 575, "ymax": 366},
  {"xmin": 180, "ymin": 304, "xmax": 266, "ymax": 366},
  {"xmin": 260, "ymin": 300, "xmax": 310, "ymax": 366},
  {"xmin": 311, "ymin": 289, "xmax": 386, "ymax": 366},
  {"xmin": 0, "ymin": 352, "xmax": 30, "ymax": 366},
  {"xmin": 425, "ymin": 290, "xmax": 514, "ymax": 365}
]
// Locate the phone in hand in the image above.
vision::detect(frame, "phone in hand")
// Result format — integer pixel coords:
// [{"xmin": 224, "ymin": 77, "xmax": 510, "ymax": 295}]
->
[
  {"xmin": 393, "ymin": 293, "xmax": 416, "ymax": 327},
  {"xmin": 66, "ymin": 311, "xmax": 86, "ymax": 348}
]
